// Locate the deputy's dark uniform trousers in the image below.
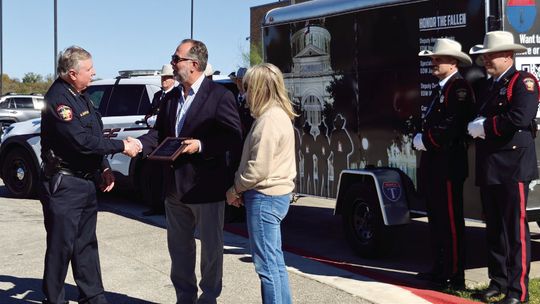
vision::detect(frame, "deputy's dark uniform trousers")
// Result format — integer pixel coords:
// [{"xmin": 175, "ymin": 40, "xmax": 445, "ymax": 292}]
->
[
  {"xmin": 475, "ymin": 67, "xmax": 539, "ymax": 302},
  {"xmin": 40, "ymin": 78, "xmax": 124, "ymax": 304},
  {"xmin": 417, "ymin": 73, "xmax": 474, "ymax": 283},
  {"xmin": 41, "ymin": 174, "xmax": 105, "ymax": 304}
]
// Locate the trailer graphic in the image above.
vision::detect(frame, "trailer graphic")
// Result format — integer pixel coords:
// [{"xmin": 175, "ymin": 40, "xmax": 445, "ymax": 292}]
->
[{"xmin": 263, "ymin": 0, "xmax": 540, "ymax": 256}]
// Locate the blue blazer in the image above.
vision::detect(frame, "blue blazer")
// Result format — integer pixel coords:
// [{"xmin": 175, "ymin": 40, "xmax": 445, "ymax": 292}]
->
[{"xmin": 139, "ymin": 77, "xmax": 243, "ymax": 203}]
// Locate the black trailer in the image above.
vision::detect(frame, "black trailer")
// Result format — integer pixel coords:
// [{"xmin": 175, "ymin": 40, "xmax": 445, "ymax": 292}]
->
[{"xmin": 262, "ymin": 0, "xmax": 540, "ymax": 256}]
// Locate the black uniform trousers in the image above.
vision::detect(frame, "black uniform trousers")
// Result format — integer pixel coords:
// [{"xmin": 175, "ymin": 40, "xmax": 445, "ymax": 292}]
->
[
  {"xmin": 423, "ymin": 174, "xmax": 465, "ymax": 280},
  {"xmin": 40, "ymin": 174, "xmax": 108, "ymax": 304},
  {"xmin": 480, "ymin": 182, "xmax": 530, "ymax": 302}
]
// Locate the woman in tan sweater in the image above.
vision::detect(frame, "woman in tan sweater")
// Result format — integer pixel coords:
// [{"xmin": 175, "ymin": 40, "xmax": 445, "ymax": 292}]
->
[{"xmin": 226, "ymin": 63, "xmax": 296, "ymax": 304}]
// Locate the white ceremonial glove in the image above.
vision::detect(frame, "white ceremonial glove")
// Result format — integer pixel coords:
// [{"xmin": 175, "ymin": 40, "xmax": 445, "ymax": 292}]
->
[
  {"xmin": 467, "ymin": 116, "xmax": 486, "ymax": 139},
  {"xmin": 146, "ymin": 115, "xmax": 157, "ymax": 128},
  {"xmin": 413, "ymin": 133, "xmax": 426, "ymax": 151}
]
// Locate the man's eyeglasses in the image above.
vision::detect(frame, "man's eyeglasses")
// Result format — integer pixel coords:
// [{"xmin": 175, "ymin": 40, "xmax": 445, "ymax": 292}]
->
[{"xmin": 171, "ymin": 54, "xmax": 196, "ymax": 64}]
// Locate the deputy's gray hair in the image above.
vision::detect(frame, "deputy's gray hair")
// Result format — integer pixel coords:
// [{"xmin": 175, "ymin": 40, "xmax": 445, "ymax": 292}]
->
[
  {"xmin": 181, "ymin": 39, "xmax": 208, "ymax": 72},
  {"xmin": 57, "ymin": 46, "xmax": 92, "ymax": 78}
]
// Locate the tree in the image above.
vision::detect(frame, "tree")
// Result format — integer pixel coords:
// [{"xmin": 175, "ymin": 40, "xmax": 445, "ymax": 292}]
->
[
  {"xmin": 240, "ymin": 42, "xmax": 264, "ymax": 69},
  {"xmin": 1, "ymin": 73, "xmax": 53, "ymax": 95},
  {"xmin": 22, "ymin": 72, "xmax": 43, "ymax": 84}
]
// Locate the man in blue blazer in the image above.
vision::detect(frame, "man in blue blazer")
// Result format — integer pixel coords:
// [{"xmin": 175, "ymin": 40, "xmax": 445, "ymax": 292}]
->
[{"xmin": 134, "ymin": 39, "xmax": 242, "ymax": 304}]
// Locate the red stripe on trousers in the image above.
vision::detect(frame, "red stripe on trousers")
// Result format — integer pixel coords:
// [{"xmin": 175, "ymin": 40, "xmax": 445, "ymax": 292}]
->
[
  {"xmin": 518, "ymin": 182, "xmax": 528, "ymax": 301},
  {"xmin": 446, "ymin": 181, "xmax": 458, "ymax": 274}
]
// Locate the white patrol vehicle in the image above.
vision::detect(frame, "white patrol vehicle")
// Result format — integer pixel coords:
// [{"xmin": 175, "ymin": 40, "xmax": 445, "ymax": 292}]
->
[{"xmin": 0, "ymin": 70, "xmax": 237, "ymax": 200}]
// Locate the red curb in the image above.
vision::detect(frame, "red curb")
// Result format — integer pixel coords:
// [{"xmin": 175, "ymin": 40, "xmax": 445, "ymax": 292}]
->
[{"xmin": 224, "ymin": 224, "xmax": 482, "ymax": 304}]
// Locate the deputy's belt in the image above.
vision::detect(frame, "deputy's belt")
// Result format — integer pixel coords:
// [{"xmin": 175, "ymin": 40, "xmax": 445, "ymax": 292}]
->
[{"xmin": 58, "ymin": 168, "xmax": 95, "ymax": 180}]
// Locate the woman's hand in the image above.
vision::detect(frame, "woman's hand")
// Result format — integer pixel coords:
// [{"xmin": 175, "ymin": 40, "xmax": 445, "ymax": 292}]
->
[{"xmin": 226, "ymin": 187, "xmax": 244, "ymax": 207}]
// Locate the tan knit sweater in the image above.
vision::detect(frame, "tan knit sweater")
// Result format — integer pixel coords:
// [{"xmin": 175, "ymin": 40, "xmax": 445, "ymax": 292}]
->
[{"xmin": 234, "ymin": 106, "xmax": 296, "ymax": 195}]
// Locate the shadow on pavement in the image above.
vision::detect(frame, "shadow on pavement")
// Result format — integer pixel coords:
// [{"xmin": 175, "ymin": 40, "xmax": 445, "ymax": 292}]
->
[
  {"xmin": 226, "ymin": 202, "xmax": 540, "ymax": 291},
  {"xmin": 0, "ymin": 275, "xmax": 155, "ymax": 304}
]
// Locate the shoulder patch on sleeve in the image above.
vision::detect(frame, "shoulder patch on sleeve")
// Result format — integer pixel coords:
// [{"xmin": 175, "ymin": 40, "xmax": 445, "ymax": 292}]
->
[
  {"xmin": 523, "ymin": 77, "xmax": 536, "ymax": 92},
  {"xmin": 56, "ymin": 104, "xmax": 73, "ymax": 121}
]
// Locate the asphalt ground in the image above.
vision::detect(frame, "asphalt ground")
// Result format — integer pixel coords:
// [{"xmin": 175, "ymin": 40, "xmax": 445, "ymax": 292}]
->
[{"xmin": 1, "ymin": 182, "xmax": 539, "ymax": 304}]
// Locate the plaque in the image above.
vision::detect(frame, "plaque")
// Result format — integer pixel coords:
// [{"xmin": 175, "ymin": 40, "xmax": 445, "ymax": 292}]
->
[{"xmin": 147, "ymin": 137, "xmax": 189, "ymax": 161}]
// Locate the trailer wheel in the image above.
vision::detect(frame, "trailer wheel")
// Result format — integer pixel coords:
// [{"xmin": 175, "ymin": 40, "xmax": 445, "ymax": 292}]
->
[{"xmin": 342, "ymin": 183, "xmax": 387, "ymax": 258}]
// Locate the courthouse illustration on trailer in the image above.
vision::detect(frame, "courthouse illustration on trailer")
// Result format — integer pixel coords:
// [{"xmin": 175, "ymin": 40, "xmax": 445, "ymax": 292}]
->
[{"xmin": 286, "ymin": 22, "xmax": 416, "ymax": 197}]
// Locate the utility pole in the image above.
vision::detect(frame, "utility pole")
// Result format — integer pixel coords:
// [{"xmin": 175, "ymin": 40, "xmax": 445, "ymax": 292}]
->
[
  {"xmin": 190, "ymin": 0, "xmax": 193, "ymax": 39},
  {"xmin": 54, "ymin": 0, "xmax": 57, "ymax": 78},
  {"xmin": 0, "ymin": 0, "xmax": 3, "ymax": 95}
]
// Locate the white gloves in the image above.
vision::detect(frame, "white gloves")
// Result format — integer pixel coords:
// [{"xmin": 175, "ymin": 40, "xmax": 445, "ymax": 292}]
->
[
  {"xmin": 413, "ymin": 133, "xmax": 426, "ymax": 151},
  {"xmin": 146, "ymin": 115, "xmax": 157, "ymax": 128},
  {"xmin": 467, "ymin": 116, "xmax": 486, "ymax": 139}
]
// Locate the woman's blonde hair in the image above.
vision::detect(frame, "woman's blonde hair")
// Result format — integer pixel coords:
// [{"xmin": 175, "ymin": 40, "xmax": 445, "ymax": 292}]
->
[{"xmin": 243, "ymin": 63, "xmax": 297, "ymax": 120}]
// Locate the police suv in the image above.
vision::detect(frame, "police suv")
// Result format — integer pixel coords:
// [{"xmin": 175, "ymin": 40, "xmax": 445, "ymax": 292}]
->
[{"xmin": 0, "ymin": 70, "xmax": 237, "ymax": 199}]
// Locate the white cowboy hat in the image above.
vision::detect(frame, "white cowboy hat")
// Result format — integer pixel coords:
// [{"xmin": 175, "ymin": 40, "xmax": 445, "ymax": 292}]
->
[
  {"xmin": 160, "ymin": 64, "xmax": 174, "ymax": 77},
  {"xmin": 418, "ymin": 38, "xmax": 472, "ymax": 66},
  {"xmin": 469, "ymin": 31, "xmax": 526, "ymax": 55},
  {"xmin": 204, "ymin": 63, "xmax": 214, "ymax": 77}
]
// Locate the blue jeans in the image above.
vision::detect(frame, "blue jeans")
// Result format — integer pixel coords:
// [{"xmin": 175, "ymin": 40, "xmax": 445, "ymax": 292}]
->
[{"xmin": 244, "ymin": 190, "xmax": 292, "ymax": 304}]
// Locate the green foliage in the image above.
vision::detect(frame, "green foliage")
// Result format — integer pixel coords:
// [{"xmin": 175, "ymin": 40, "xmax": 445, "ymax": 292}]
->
[
  {"xmin": 249, "ymin": 42, "xmax": 263, "ymax": 66},
  {"xmin": 443, "ymin": 279, "xmax": 539, "ymax": 304},
  {"xmin": 241, "ymin": 42, "xmax": 264, "ymax": 68},
  {"xmin": 1, "ymin": 73, "xmax": 53, "ymax": 95},
  {"xmin": 22, "ymin": 72, "xmax": 43, "ymax": 83}
]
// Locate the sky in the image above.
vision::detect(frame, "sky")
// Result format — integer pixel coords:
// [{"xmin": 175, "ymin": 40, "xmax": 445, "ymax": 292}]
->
[{"xmin": 2, "ymin": 0, "xmax": 272, "ymax": 80}]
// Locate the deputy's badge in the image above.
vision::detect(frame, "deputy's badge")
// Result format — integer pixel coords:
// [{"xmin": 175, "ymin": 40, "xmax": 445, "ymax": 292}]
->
[
  {"xmin": 56, "ymin": 105, "xmax": 73, "ymax": 121},
  {"xmin": 523, "ymin": 77, "xmax": 535, "ymax": 92},
  {"xmin": 456, "ymin": 88, "xmax": 468, "ymax": 101}
]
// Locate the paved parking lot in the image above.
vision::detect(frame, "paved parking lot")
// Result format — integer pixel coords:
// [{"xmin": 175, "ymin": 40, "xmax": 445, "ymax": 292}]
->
[{"xmin": 1, "ymin": 184, "xmax": 539, "ymax": 304}]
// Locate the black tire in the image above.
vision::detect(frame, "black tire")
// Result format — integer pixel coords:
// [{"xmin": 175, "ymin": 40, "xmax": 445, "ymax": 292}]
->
[
  {"xmin": 342, "ymin": 183, "xmax": 389, "ymax": 258},
  {"xmin": 2, "ymin": 147, "xmax": 38, "ymax": 198}
]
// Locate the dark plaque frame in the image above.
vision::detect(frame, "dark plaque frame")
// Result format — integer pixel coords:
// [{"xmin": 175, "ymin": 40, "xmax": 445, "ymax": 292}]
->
[{"xmin": 147, "ymin": 137, "xmax": 189, "ymax": 161}]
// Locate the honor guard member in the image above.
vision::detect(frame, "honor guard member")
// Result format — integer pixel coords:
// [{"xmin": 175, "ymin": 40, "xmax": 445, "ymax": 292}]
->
[
  {"xmin": 414, "ymin": 38, "xmax": 475, "ymax": 289},
  {"xmin": 230, "ymin": 67, "xmax": 254, "ymax": 136},
  {"xmin": 144, "ymin": 64, "xmax": 176, "ymax": 128},
  {"xmin": 468, "ymin": 31, "xmax": 539, "ymax": 304},
  {"xmin": 141, "ymin": 64, "xmax": 176, "ymax": 216},
  {"xmin": 40, "ymin": 46, "xmax": 140, "ymax": 304}
]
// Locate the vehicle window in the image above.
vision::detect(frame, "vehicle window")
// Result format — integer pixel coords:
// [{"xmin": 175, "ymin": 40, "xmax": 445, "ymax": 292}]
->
[
  {"xmin": 86, "ymin": 85, "xmax": 112, "ymax": 113},
  {"xmin": 106, "ymin": 85, "xmax": 145, "ymax": 116},
  {"xmin": 138, "ymin": 86, "xmax": 151, "ymax": 115},
  {"xmin": 13, "ymin": 97, "xmax": 34, "ymax": 109},
  {"xmin": 0, "ymin": 99, "xmax": 9, "ymax": 109}
]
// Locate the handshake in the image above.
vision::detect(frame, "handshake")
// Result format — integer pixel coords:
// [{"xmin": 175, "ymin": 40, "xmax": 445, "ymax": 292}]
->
[{"xmin": 122, "ymin": 137, "xmax": 143, "ymax": 158}]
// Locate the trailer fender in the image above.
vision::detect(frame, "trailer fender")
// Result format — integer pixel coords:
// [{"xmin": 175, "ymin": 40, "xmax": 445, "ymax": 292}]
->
[{"xmin": 335, "ymin": 169, "xmax": 411, "ymax": 226}]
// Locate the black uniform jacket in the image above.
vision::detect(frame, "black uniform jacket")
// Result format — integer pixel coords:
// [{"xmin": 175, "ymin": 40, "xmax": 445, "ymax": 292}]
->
[
  {"xmin": 41, "ymin": 78, "xmax": 124, "ymax": 173},
  {"xmin": 138, "ymin": 77, "xmax": 243, "ymax": 204},
  {"xmin": 475, "ymin": 67, "xmax": 539, "ymax": 185},
  {"xmin": 419, "ymin": 72, "xmax": 475, "ymax": 180}
]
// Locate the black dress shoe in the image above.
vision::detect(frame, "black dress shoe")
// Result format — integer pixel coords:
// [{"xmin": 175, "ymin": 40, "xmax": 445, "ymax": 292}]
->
[
  {"xmin": 472, "ymin": 288, "xmax": 502, "ymax": 302},
  {"xmin": 495, "ymin": 297, "xmax": 528, "ymax": 304},
  {"xmin": 446, "ymin": 277, "xmax": 465, "ymax": 290}
]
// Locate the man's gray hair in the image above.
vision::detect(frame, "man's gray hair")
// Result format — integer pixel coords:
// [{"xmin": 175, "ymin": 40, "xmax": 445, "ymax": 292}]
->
[
  {"xmin": 181, "ymin": 39, "xmax": 208, "ymax": 72},
  {"xmin": 57, "ymin": 46, "xmax": 92, "ymax": 78}
]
